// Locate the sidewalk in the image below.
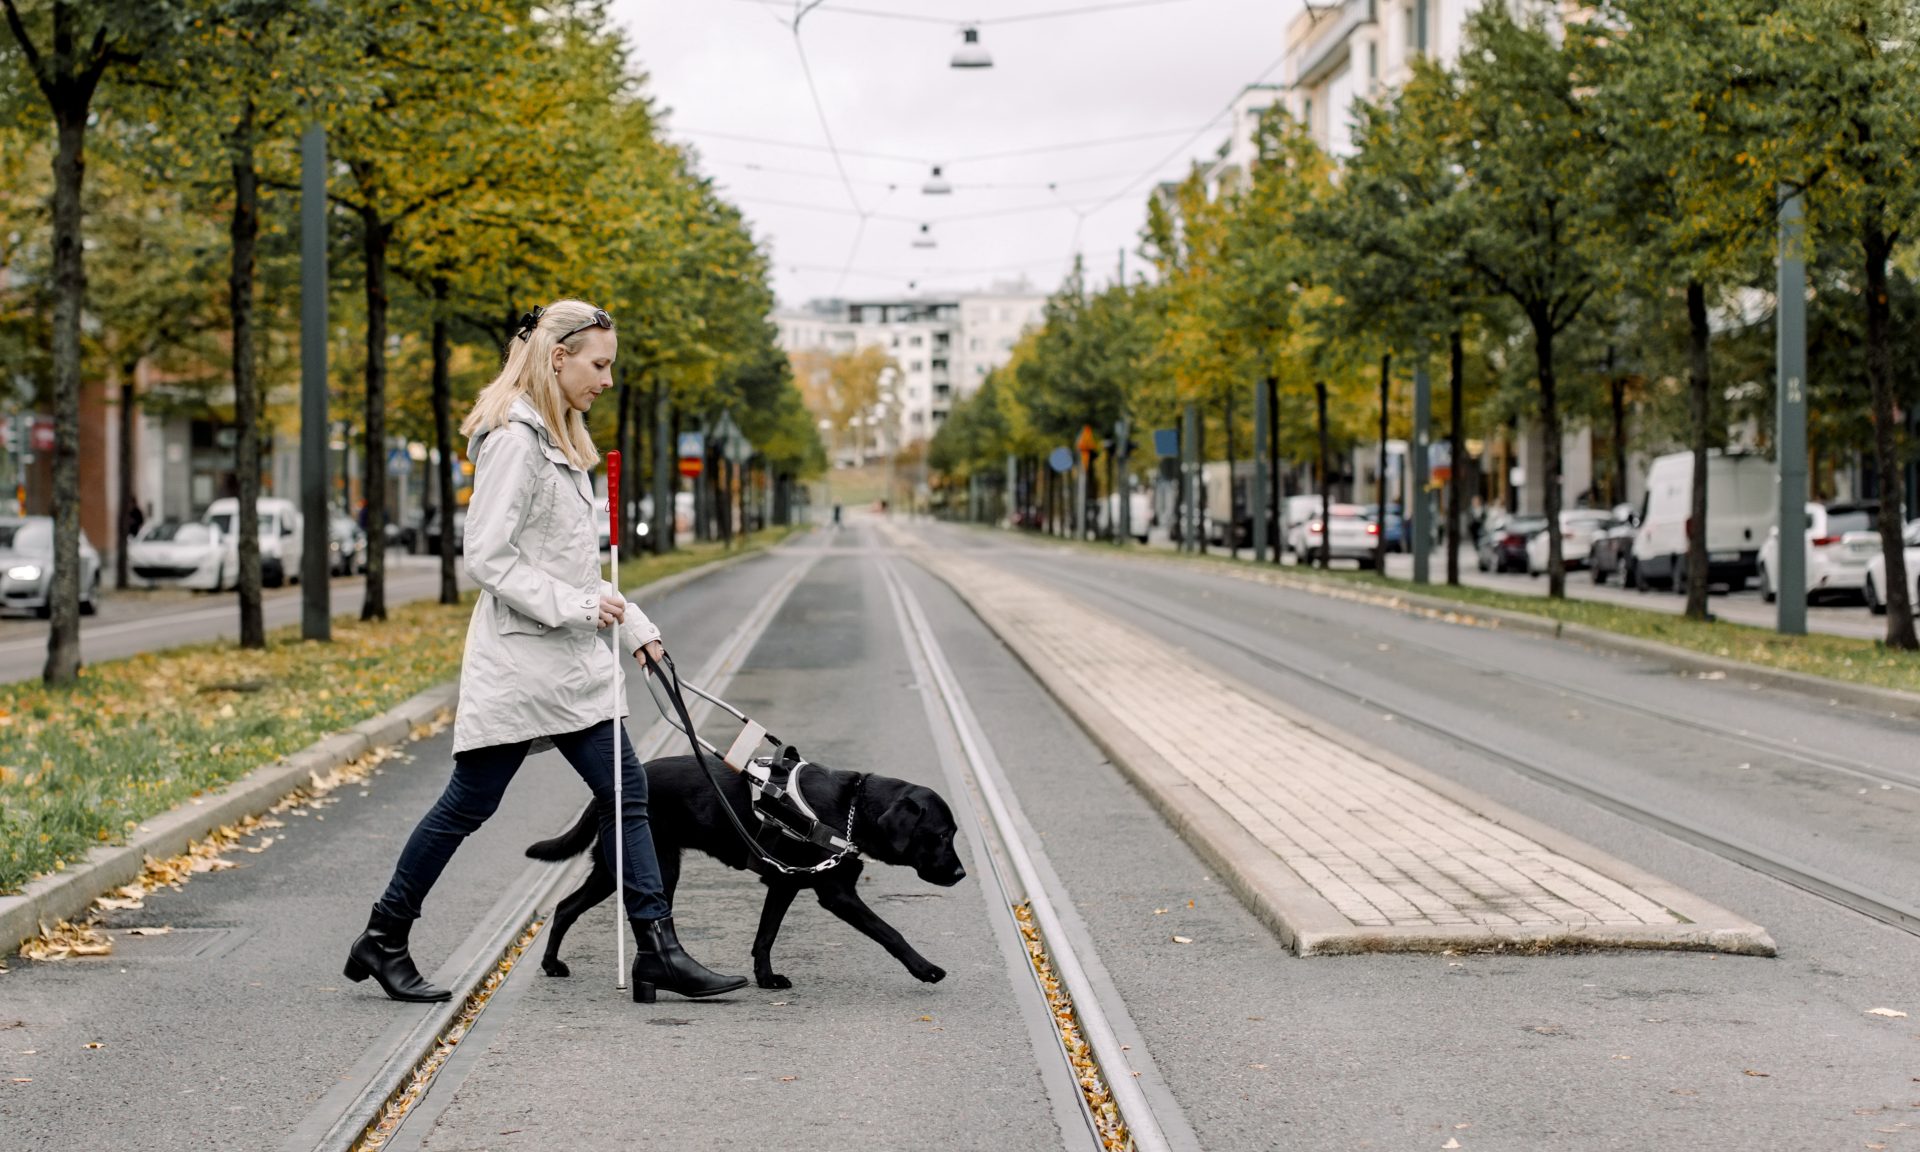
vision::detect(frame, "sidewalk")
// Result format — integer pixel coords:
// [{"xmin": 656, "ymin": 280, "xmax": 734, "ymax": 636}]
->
[{"xmin": 917, "ymin": 550, "xmax": 1774, "ymax": 956}]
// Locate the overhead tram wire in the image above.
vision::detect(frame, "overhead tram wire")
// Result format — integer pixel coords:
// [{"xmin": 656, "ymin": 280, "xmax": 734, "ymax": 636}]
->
[{"xmin": 789, "ymin": 0, "xmax": 873, "ymax": 292}]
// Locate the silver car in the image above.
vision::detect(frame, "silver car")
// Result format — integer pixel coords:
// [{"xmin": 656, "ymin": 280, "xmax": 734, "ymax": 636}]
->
[{"xmin": 0, "ymin": 517, "xmax": 101, "ymax": 617}]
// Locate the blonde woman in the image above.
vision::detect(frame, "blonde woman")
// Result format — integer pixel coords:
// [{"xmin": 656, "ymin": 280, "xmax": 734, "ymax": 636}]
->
[{"xmin": 346, "ymin": 299, "xmax": 744, "ymax": 1003}]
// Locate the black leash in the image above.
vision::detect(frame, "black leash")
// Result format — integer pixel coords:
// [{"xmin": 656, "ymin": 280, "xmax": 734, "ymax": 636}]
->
[{"xmin": 641, "ymin": 650, "xmax": 852, "ymax": 877}]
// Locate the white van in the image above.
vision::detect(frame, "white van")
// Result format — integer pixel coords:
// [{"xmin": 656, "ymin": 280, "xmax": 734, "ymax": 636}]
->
[
  {"xmin": 1628, "ymin": 451, "xmax": 1773, "ymax": 591},
  {"xmin": 203, "ymin": 497, "xmax": 304, "ymax": 588}
]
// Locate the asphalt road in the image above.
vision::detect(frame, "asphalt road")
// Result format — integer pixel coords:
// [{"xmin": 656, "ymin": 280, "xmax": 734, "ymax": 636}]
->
[
  {"xmin": 0, "ymin": 555, "xmax": 470, "ymax": 684},
  {"xmin": 4, "ymin": 519, "xmax": 1917, "ymax": 1150}
]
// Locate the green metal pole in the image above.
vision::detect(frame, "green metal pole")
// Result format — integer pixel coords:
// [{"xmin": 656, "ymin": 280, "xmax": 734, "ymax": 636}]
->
[
  {"xmin": 1253, "ymin": 376, "xmax": 1270, "ymax": 563},
  {"xmin": 1777, "ymin": 187, "xmax": 1808, "ymax": 635},
  {"xmin": 1412, "ymin": 364, "xmax": 1431, "ymax": 584}
]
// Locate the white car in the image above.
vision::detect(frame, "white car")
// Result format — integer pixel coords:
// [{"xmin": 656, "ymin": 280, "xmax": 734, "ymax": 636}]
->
[
  {"xmin": 1758, "ymin": 502, "xmax": 1877, "ymax": 604},
  {"xmin": 1527, "ymin": 509, "xmax": 1615, "ymax": 575},
  {"xmin": 1863, "ymin": 519, "xmax": 1920, "ymax": 616},
  {"xmin": 0, "ymin": 517, "xmax": 101, "ymax": 616},
  {"xmin": 129, "ymin": 520, "xmax": 232, "ymax": 591},
  {"xmin": 1296, "ymin": 502, "xmax": 1381, "ymax": 567},
  {"xmin": 203, "ymin": 497, "xmax": 303, "ymax": 588}
]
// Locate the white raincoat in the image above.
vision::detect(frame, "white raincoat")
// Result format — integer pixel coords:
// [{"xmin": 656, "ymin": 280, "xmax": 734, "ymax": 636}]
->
[{"xmin": 453, "ymin": 397, "xmax": 659, "ymax": 754}]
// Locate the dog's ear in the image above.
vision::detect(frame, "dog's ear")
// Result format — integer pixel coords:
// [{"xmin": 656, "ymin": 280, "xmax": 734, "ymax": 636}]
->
[{"xmin": 880, "ymin": 793, "xmax": 924, "ymax": 857}]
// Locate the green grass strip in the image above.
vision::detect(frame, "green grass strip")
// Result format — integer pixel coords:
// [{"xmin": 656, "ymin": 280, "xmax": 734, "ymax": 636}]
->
[{"xmin": 0, "ymin": 529, "xmax": 800, "ymax": 895}]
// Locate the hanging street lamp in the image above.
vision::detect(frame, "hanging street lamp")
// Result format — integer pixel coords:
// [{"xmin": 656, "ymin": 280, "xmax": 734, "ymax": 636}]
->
[{"xmin": 951, "ymin": 26, "xmax": 992, "ymax": 69}]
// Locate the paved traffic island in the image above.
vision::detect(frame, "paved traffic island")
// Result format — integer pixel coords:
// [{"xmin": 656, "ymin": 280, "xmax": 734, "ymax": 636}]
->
[{"xmin": 913, "ymin": 549, "xmax": 1776, "ymax": 957}]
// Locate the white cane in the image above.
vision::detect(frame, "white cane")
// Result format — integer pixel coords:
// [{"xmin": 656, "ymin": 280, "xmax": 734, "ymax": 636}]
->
[{"xmin": 606, "ymin": 450, "xmax": 627, "ymax": 990}]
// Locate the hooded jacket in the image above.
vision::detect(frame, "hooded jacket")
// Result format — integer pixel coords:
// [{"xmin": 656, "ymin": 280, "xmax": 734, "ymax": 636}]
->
[{"xmin": 453, "ymin": 396, "xmax": 659, "ymax": 754}]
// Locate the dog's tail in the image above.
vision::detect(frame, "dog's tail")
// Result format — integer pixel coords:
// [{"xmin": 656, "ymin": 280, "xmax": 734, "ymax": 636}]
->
[{"xmin": 525, "ymin": 802, "xmax": 598, "ymax": 861}]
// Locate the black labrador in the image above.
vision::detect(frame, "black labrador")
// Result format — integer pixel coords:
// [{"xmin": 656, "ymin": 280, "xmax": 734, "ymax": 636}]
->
[{"xmin": 525, "ymin": 753, "xmax": 967, "ymax": 989}]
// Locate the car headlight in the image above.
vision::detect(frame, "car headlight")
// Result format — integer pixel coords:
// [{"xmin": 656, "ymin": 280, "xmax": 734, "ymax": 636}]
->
[{"xmin": 6, "ymin": 565, "xmax": 40, "ymax": 581}]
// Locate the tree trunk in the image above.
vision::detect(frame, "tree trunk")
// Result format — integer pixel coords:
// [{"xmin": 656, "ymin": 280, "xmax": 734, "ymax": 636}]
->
[
  {"xmin": 1447, "ymin": 329, "xmax": 1465, "ymax": 586},
  {"xmin": 615, "ymin": 371, "xmax": 632, "ymax": 553},
  {"xmin": 1683, "ymin": 279, "xmax": 1712, "ymax": 621},
  {"xmin": 43, "ymin": 108, "xmax": 87, "ymax": 684},
  {"xmin": 1376, "ymin": 352, "xmax": 1391, "ymax": 573},
  {"xmin": 1534, "ymin": 315, "xmax": 1566, "ymax": 598},
  {"xmin": 430, "ymin": 278, "xmax": 457, "ymax": 604},
  {"xmin": 1315, "ymin": 380, "xmax": 1331, "ymax": 570},
  {"xmin": 1864, "ymin": 221, "xmax": 1916, "ymax": 647},
  {"xmin": 231, "ymin": 102, "xmax": 265, "ymax": 649},
  {"xmin": 116, "ymin": 360, "xmax": 137, "ymax": 591},
  {"xmin": 360, "ymin": 208, "xmax": 391, "ymax": 621},
  {"xmin": 652, "ymin": 382, "xmax": 671, "ymax": 554},
  {"xmin": 1609, "ymin": 364, "xmax": 1628, "ymax": 508}
]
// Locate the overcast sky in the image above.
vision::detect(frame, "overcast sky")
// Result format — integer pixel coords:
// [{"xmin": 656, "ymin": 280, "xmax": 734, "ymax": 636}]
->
[{"xmin": 608, "ymin": 0, "xmax": 1306, "ymax": 309}]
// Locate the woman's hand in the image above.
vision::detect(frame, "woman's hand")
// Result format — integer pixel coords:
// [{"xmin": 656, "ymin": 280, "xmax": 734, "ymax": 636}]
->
[
  {"xmin": 636, "ymin": 638, "xmax": 666, "ymax": 667},
  {"xmin": 595, "ymin": 594, "xmax": 626, "ymax": 630}
]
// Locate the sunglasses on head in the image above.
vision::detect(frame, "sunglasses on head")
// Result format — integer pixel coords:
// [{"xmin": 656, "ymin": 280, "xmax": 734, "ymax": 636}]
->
[
  {"xmin": 514, "ymin": 306, "xmax": 615, "ymax": 344},
  {"xmin": 558, "ymin": 309, "xmax": 614, "ymax": 343}
]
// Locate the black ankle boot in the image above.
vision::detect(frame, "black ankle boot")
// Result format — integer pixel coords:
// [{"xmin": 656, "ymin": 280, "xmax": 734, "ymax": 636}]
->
[
  {"xmin": 345, "ymin": 906, "xmax": 452, "ymax": 1003},
  {"xmin": 628, "ymin": 916, "xmax": 746, "ymax": 1003}
]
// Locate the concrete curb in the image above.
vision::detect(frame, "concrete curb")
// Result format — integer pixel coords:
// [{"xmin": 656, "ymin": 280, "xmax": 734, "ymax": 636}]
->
[
  {"xmin": 913, "ymin": 547, "xmax": 1776, "ymax": 958},
  {"xmin": 1, "ymin": 540, "xmax": 785, "ymax": 957},
  {"xmin": 1000, "ymin": 529, "xmax": 1920, "ymax": 722}
]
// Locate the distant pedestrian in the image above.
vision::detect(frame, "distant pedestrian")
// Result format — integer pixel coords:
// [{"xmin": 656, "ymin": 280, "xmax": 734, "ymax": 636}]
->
[
  {"xmin": 346, "ymin": 299, "xmax": 744, "ymax": 1004},
  {"xmin": 126, "ymin": 500, "xmax": 145, "ymax": 541}
]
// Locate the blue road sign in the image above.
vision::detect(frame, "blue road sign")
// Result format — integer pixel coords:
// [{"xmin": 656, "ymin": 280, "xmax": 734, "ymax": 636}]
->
[
  {"xmin": 1048, "ymin": 446, "xmax": 1074, "ymax": 473},
  {"xmin": 1152, "ymin": 428, "xmax": 1180, "ymax": 458}
]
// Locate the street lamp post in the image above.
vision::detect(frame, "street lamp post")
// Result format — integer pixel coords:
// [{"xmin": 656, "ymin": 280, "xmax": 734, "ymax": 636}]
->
[
  {"xmin": 299, "ymin": 121, "xmax": 329, "ymax": 641},
  {"xmin": 1776, "ymin": 187, "xmax": 1809, "ymax": 635}
]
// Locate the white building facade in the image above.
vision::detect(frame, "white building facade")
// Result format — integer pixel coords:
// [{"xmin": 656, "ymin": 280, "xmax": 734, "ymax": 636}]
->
[{"xmin": 774, "ymin": 285, "xmax": 1048, "ymax": 451}]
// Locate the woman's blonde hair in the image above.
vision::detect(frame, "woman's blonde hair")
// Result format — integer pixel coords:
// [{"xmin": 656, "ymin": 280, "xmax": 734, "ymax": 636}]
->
[{"xmin": 460, "ymin": 298, "xmax": 611, "ymax": 471}]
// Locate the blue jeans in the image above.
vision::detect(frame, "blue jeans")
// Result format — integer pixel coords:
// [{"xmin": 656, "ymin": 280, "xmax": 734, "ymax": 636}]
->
[{"xmin": 376, "ymin": 720, "xmax": 671, "ymax": 922}]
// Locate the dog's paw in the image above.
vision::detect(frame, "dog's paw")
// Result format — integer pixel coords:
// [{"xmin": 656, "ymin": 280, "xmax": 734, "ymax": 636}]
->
[
  {"xmin": 756, "ymin": 972, "xmax": 793, "ymax": 990},
  {"xmin": 913, "ymin": 964, "xmax": 946, "ymax": 984},
  {"xmin": 541, "ymin": 957, "xmax": 571, "ymax": 978}
]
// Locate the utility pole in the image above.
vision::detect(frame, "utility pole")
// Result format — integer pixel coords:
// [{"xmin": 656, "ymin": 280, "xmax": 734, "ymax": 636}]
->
[
  {"xmin": 1776, "ymin": 187, "xmax": 1808, "ymax": 635},
  {"xmin": 1253, "ymin": 376, "xmax": 1270, "ymax": 564},
  {"xmin": 299, "ymin": 121, "xmax": 330, "ymax": 641},
  {"xmin": 1412, "ymin": 365, "xmax": 1432, "ymax": 585}
]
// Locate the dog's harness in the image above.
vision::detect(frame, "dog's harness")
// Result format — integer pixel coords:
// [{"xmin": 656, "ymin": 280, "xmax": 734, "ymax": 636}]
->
[{"xmin": 643, "ymin": 650, "xmax": 861, "ymax": 876}]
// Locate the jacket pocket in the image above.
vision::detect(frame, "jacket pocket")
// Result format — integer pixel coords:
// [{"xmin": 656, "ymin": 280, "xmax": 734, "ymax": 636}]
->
[{"xmin": 493, "ymin": 596, "xmax": 553, "ymax": 637}]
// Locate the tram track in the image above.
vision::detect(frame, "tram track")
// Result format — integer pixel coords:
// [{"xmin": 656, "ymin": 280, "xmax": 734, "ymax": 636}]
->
[
  {"xmin": 1026, "ymin": 558, "xmax": 1920, "ymax": 942},
  {"xmin": 285, "ymin": 554, "xmax": 820, "ymax": 1152}
]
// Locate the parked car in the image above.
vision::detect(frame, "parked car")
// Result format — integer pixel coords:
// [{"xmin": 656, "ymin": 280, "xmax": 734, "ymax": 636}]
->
[
  {"xmin": 0, "ymin": 517, "xmax": 100, "ymax": 616},
  {"xmin": 1629, "ymin": 450, "xmax": 1772, "ymax": 591},
  {"xmin": 1477, "ymin": 511, "xmax": 1547, "ymax": 574},
  {"xmin": 1297, "ymin": 502, "xmax": 1381, "ymax": 568},
  {"xmin": 1863, "ymin": 519, "xmax": 1920, "ymax": 615},
  {"xmin": 1527, "ymin": 509, "xmax": 1615, "ymax": 575},
  {"xmin": 421, "ymin": 506, "xmax": 467, "ymax": 555},
  {"xmin": 1757, "ymin": 501, "xmax": 1878, "ymax": 604},
  {"xmin": 202, "ymin": 497, "xmax": 303, "ymax": 588},
  {"xmin": 328, "ymin": 513, "xmax": 366, "ymax": 576},
  {"xmin": 1588, "ymin": 504, "xmax": 1638, "ymax": 584},
  {"xmin": 129, "ymin": 519, "xmax": 230, "ymax": 591},
  {"xmin": 1284, "ymin": 494, "xmax": 1329, "ymax": 559},
  {"xmin": 1361, "ymin": 504, "xmax": 1407, "ymax": 553}
]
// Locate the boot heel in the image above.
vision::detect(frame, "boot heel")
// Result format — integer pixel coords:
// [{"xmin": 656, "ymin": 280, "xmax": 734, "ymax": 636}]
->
[
  {"xmin": 344, "ymin": 956, "xmax": 371, "ymax": 983},
  {"xmin": 633, "ymin": 981, "xmax": 656, "ymax": 1004}
]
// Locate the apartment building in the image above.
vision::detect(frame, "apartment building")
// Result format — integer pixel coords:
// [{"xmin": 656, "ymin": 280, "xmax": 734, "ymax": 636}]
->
[{"xmin": 775, "ymin": 285, "xmax": 1047, "ymax": 450}]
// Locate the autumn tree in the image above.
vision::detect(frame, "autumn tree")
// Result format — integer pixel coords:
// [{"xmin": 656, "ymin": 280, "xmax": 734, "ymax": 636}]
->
[
  {"xmin": 2, "ymin": 0, "xmax": 190, "ymax": 683},
  {"xmin": 1448, "ymin": 5, "xmax": 1616, "ymax": 597}
]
